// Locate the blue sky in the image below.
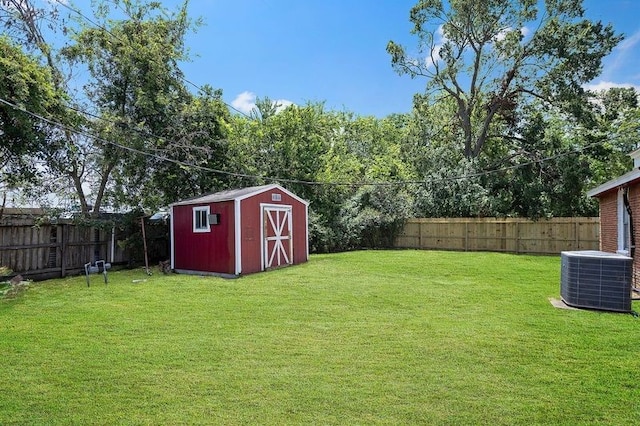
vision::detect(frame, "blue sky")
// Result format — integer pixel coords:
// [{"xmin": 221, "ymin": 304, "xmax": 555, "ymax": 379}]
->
[
  {"xmin": 179, "ymin": 0, "xmax": 424, "ymax": 116},
  {"xmin": 50, "ymin": 0, "xmax": 640, "ymax": 117},
  {"xmin": 174, "ymin": 0, "xmax": 640, "ymax": 117}
]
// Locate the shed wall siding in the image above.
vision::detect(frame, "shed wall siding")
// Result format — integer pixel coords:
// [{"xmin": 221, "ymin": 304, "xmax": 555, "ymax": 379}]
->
[
  {"xmin": 172, "ymin": 200, "xmax": 235, "ymax": 274},
  {"xmin": 239, "ymin": 187, "xmax": 308, "ymax": 274},
  {"xmin": 239, "ymin": 196, "xmax": 261, "ymax": 275}
]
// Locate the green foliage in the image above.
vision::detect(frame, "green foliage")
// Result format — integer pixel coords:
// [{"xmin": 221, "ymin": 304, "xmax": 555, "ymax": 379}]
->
[
  {"xmin": 339, "ymin": 185, "xmax": 413, "ymax": 249},
  {"xmin": 112, "ymin": 208, "xmax": 150, "ymax": 265},
  {"xmin": 34, "ymin": 0, "xmax": 233, "ymax": 214},
  {"xmin": 405, "ymin": 91, "xmax": 636, "ymax": 218},
  {"xmin": 1, "ymin": 0, "xmax": 634, "ymax": 248},
  {"xmin": 585, "ymin": 88, "xmax": 639, "ymax": 187},
  {"xmin": 307, "ymin": 208, "xmax": 339, "ymax": 253},
  {"xmin": 413, "ymin": 162, "xmax": 494, "ymax": 217},
  {"xmin": 134, "ymin": 86, "xmax": 232, "ymax": 209},
  {"xmin": 388, "ymin": 0, "xmax": 622, "ymax": 159},
  {"xmin": 479, "ymin": 103, "xmax": 599, "ymax": 217},
  {"xmin": 229, "ymin": 104, "xmax": 349, "ymax": 252},
  {"xmin": 0, "ymin": 36, "xmax": 65, "ymax": 186}
]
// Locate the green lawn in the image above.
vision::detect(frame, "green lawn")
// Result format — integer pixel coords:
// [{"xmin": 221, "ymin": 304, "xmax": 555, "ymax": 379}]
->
[{"xmin": 1, "ymin": 250, "xmax": 639, "ymax": 425}]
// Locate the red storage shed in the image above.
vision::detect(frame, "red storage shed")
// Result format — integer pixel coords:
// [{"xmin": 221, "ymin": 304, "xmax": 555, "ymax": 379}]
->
[{"xmin": 170, "ymin": 184, "xmax": 309, "ymax": 276}]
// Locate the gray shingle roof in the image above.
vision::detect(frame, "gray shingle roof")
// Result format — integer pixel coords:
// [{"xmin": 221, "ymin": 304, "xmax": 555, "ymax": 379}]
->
[{"xmin": 170, "ymin": 184, "xmax": 308, "ymax": 206}]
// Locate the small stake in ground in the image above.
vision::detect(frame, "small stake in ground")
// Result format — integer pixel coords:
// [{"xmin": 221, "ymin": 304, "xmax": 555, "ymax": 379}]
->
[{"xmin": 140, "ymin": 216, "xmax": 152, "ymax": 276}]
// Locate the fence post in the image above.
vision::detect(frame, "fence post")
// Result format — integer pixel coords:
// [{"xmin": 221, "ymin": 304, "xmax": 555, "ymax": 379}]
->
[
  {"xmin": 60, "ymin": 224, "xmax": 67, "ymax": 278},
  {"xmin": 465, "ymin": 220, "xmax": 469, "ymax": 251}
]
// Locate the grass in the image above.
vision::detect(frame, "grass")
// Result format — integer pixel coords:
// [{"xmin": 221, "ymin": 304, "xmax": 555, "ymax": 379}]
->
[{"xmin": 1, "ymin": 250, "xmax": 639, "ymax": 425}]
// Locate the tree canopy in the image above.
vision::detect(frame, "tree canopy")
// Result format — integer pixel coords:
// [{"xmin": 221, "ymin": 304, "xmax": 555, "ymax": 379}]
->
[
  {"xmin": 387, "ymin": 0, "xmax": 622, "ymax": 159},
  {"xmin": 0, "ymin": 36, "xmax": 66, "ymax": 189},
  {"xmin": 0, "ymin": 0, "xmax": 637, "ymax": 252}
]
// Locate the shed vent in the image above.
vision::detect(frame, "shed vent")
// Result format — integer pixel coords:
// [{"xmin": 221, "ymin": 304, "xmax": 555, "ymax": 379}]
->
[{"xmin": 560, "ymin": 251, "xmax": 632, "ymax": 312}]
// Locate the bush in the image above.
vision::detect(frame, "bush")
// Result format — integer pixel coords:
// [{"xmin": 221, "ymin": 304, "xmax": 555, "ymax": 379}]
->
[{"xmin": 339, "ymin": 185, "xmax": 413, "ymax": 249}]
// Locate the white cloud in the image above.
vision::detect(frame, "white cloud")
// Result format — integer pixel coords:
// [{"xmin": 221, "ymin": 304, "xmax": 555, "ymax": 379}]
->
[
  {"xmin": 231, "ymin": 91, "xmax": 257, "ymax": 115},
  {"xmin": 426, "ymin": 25, "xmax": 446, "ymax": 69},
  {"xmin": 601, "ymin": 29, "xmax": 640, "ymax": 80},
  {"xmin": 583, "ymin": 81, "xmax": 640, "ymax": 93},
  {"xmin": 273, "ymin": 99, "xmax": 294, "ymax": 113},
  {"xmin": 425, "ymin": 45, "xmax": 442, "ymax": 69},
  {"xmin": 45, "ymin": 0, "xmax": 68, "ymax": 6},
  {"xmin": 617, "ymin": 29, "xmax": 640, "ymax": 52},
  {"xmin": 495, "ymin": 26, "xmax": 530, "ymax": 42},
  {"xmin": 231, "ymin": 91, "xmax": 295, "ymax": 115},
  {"xmin": 495, "ymin": 27, "xmax": 512, "ymax": 42}
]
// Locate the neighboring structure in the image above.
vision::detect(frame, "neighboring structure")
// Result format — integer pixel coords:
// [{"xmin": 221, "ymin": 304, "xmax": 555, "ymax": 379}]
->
[
  {"xmin": 170, "ymin": 184, "xmax": 309, "ymax": 277},
  {"xmin": 587, "ymin": 149, "xmax": 640, "ymax": 287}
]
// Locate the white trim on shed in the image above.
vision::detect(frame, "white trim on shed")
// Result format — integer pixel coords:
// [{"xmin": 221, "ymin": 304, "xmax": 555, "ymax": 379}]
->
[{"xmin": 169, "ymin": 184, "xmax": 309, "ymax": 208}]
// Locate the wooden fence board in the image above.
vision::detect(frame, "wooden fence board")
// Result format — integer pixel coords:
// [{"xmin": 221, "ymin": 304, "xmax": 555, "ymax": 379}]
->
[
  {"xmin": 395, "ymin": 217, "xmax": 600, "ymax": 254},
  {"xmin": 0, "ymin": 219, "xmax": 169, "ymax": 280}
]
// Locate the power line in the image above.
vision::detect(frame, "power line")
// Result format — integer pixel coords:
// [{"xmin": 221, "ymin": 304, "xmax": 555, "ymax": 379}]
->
[
  {"xmin": 5, "ymin": 2, "xmax": 627, "ymax": 189},
  {"xmin": 46, "ymin": 0, "xmax": 603, "ymax": 186},
  {"xmin": 0, "ymin": 95, "xmax": 623, "ymax": 190},
  {"xmin": 0, "ymin": 96, "xmax": 261, "ymax": 182},
  {"xmin": 51, "ymin": 0, "xmax": 252, "ymax": 118},
  {"xmin": 1, "ymin": 95, "xmax": 407, "ymax": 187}
]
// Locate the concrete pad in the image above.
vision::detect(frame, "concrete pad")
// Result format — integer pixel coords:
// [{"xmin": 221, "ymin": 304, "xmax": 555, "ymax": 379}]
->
[{"xmin": 549, "ymin": 298, "xmax": 580, "ymax": 310}]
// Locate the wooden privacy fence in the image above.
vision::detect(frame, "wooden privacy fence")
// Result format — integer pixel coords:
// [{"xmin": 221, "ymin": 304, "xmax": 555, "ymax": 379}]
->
[
  {"xmin": 0, "ymin": 215, "xmax": 169, "ymax": 281},
  {"xmin": 394, "ymin": 217, "xmax": 600, "ymax": 254}
]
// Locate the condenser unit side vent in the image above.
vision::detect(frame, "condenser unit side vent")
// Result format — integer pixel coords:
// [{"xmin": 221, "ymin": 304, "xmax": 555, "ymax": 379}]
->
[{"xmin": 560, "ymin": 251, "xmax": 632, "ymax": 313}]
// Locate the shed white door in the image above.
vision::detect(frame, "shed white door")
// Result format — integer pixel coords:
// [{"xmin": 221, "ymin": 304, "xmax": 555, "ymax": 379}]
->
[{"xmin": 262, "ymin": 205, "xmax": 293, "ymax": 269}]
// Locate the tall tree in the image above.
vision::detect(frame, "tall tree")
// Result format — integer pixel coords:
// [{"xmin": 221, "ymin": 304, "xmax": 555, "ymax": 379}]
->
[
  {"xmin": 62, "ymin": 0, "xmax": 214, "ymax": 212},
  {"xmin": 141, "ymin": 85, "xmax": 232, "ymax": 209},
  {"xmin": 387, "ymin": 0, "xmax": 621, "ymax": 159},
  {"xmin": 2, "ymin": 0, "xmax": 223, "ymax": 214},
  {"xmin": 0, "ymin": 0, "xmax": 90, "ymax": 213},
  {"xmin": 584, "ymin": 87, "xmax": 639, "ymax": 187},
  {"xmin": 0, "ymin": 36, "xmax": 65, "ymax": 190}
]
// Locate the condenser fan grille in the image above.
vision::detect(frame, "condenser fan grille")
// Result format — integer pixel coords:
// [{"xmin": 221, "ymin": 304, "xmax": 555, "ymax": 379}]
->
[{"xmin": 560, "ymin": 251, "xmax": 632, "ymax": 313}]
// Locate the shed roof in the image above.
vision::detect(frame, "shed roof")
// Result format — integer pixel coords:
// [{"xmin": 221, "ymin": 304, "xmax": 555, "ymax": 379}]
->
[
  {"xmin": 586, "ymin": 168, "xmax": 640, "ymax": 198},
  {"xmin": 170, "ymin": 184, "xmax": 309, "ymax": 207}
]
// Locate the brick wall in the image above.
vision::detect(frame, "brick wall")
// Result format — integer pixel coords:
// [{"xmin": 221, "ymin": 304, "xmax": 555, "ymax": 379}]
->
[
  {"xmin": 598, "ymin": 191, "xmax": 617, "ymax": 252},
  {"xmin": 630, "ymin": 186, "xmax": 640, "ymax": 288},
  {"xmin": 597, "ymin": 185, "xmax": 640, "ymax": 288}
]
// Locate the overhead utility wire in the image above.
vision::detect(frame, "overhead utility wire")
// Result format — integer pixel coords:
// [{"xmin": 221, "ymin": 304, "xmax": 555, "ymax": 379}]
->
[
  {"xmin": 0, "ymin": 95, "xmax": 621, "ymax": 188},
  {"xmin": 51, "ymin": 0, "xmax": 252, "ymax": 118},
  {"xmin": 21, "ymin": 1, "xmax": 624, "ymax": 187},
  {"xmin": 41, "ymin": 1, "xmax": 524, "ymax": 186},
  {"xmin": 0, "ymin": 96, "xmax": 259, "ymax": 182},
  {"xmin": 2, "ymin": 96, "xmax": 394, "ymax": 186}
]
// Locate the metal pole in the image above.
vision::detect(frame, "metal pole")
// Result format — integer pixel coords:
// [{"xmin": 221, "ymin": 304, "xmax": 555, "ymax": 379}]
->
[{"xmin": 140, "ymin": 217, "xmax": 151, "ymax": 275}]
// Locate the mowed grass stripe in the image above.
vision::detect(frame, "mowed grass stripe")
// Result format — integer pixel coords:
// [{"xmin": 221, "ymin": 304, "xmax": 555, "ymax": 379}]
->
[{"xmin": 1, "ymin": 250, "xmax": 638, "ymax": 424}]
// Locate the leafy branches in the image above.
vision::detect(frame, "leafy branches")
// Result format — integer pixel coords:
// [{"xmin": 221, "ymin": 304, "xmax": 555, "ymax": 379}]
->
[{"xmin": 388, "ymin": 0, "xmax": 621, "ymax": 158}]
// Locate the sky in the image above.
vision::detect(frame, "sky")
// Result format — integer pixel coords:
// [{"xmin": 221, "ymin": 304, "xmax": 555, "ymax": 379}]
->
[
  {"xmin": 178, "ymin": 0, "xmax": 424, "ymax": 117},
  {"xmin": 37, "ymin": 0, "xmax": 640, "ymax": 117},
  {"xmin": 169, "ymin": 0, "xmax": 640, "ymax": 118}
]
